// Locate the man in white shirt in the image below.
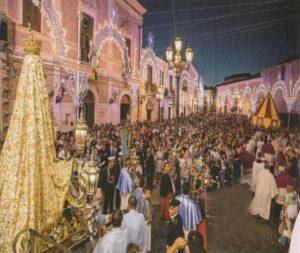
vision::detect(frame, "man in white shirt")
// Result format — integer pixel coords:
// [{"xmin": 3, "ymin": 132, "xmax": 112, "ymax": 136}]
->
[
  {"xmin": 58, "ymin": 143, "xmax": 71, "ymax": 160},
  {"xmin": 122, "ymin": 195, "xmax": 147, "ymax": 252},
  {"xmin": 93, "ymin": 209, "xmax": 129, "ymax": 253}
]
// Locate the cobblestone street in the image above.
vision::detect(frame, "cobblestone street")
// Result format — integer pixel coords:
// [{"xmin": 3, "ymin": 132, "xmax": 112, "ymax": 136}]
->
[{"xmin": 151, "ymin": 183, "xmax": 287, "ymax": 253}]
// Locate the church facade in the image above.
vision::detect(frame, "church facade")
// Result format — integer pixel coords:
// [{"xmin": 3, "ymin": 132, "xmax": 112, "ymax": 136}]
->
[{"xmin": 0, "ymin": 0, "xmax": 206, "ymax": 136}]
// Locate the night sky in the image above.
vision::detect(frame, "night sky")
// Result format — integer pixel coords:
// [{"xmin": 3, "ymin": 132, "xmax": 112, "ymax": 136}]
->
[{"xmin": 138, "ymin": 0, "xmax": 300, "ymax": 86}]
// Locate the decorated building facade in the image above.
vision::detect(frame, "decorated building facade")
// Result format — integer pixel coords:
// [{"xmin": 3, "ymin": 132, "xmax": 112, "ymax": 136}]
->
[
  {"xmin": 0, "ymin": 0, "xmax": 206, "ymax": 137},
  {"xmin": 216, "ymin": 57, "xmax": 300, "ymax": 125}
]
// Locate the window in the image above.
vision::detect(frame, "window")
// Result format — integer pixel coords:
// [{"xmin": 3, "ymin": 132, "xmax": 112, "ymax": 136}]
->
[
  {"xmin": 160, "ymin": 71, "xmax": 164, "ymax": 85},
  {"xmin": 80, "ymin": 12, "xmax": 94, "ymax": 62},
  {"xmin": 147, "ymin": 65, "xmax": 153, "ymax": 83},
  {"xmin": 0, "ymin": 19, "xmax": 8, "ymax": 41},
  {"xmin": 125, "ymin": 37, "xmax": 131, "ymax": 59},
  {"xmin": 23, "ymin": 0, "xmax": 41, "ymax": 32},
  {"xmin": 182, "ymin": 81, "xmax": 188, "ymax": 92}
]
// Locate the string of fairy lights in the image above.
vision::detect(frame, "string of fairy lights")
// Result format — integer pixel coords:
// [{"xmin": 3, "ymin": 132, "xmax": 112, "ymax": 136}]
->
[{"xmin": 28, "ymin": 0, "xmax": 204, "ymax": 108}]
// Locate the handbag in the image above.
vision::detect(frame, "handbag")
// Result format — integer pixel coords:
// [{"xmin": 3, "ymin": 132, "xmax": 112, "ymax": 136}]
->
[{"xmin": 278, "ymin": 220, "xmax": 285, "ymax": 235}]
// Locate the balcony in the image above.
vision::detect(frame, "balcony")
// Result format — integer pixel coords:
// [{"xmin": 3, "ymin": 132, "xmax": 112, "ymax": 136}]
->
[{"xmin": 145, "ymin": 81, "xmax": 157, "ymax": 94}]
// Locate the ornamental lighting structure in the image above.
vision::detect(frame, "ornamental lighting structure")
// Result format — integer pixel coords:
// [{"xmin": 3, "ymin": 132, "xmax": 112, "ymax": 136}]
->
[
  {"xmin": 232, "ymin": 90, "xmax": 241, "ymax": 113},
  {"xmin": 156, "ymin": 84, "xmax": 165, "ymax": 121},
  {"xmin": 192, "ymin": 96, "xmax": 198, "ymax": 113},
  {"xmin": 166, "ymin": 36, "xmax": 193, "ymax": 131}
]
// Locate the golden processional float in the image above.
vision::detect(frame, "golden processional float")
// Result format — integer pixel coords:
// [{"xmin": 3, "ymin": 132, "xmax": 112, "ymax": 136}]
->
[
  {"xmin": 251, "ymin": 93, "xmax": 281, "ymax": 129},
  {"xmin": 0, "ymin": 33, "xmax": 103, "ymax": 253},
  {"xmin": 168, "ymin": 147, "xmax": 214, "ymax": 192}
]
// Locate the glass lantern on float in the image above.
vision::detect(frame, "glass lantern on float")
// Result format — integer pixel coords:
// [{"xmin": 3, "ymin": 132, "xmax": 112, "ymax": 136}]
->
[
  {"xmin": 75, "ymin": 111, "xmax": 89, "ymax": 158},
  {"xmin": 71, "ymin": 110, "xmax": 100, "ymax": 242},
  {"xmin": 190, "ymin": 156, "xmax": 214, "ymax": 192},
  {"xmin": 199, "ymin": 167, "xmax": 214, "ymax": 191},
  {"xmin": 74, "ymin": 111, "xmax": 99, "ymax": 201}
]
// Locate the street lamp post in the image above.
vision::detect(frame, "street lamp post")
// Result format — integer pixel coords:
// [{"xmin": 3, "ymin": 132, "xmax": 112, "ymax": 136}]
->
[
  {"xmin": 166, "ymin": 36, "xmax": 193, "ymax": 132},
  {"xmin": 156, "ymin": 84, "xmax": 165, "ymax": 121}
]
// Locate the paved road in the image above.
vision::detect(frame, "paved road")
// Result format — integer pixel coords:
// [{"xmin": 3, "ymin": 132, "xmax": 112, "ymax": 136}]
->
[
  {"xmin": 151, "ymin": 183, "xmax": 287, "ymax": 253},
  {"xmin": 74, "ymin": 183, "xmax": 287, "ymax": 253}
]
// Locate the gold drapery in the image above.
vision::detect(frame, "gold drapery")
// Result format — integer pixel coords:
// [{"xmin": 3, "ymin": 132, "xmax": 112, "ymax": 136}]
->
[{"xmin": 0, "ymin": 45, "xmax": 72, "ymax": 252}]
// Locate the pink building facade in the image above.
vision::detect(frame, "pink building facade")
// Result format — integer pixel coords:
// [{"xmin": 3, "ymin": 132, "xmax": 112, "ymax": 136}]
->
[
  {"xmin": 216, "ymin": 58, "xmax": 300, "ymax": 124},
  {"xmin": 0, "ymin": 0, "xmax": 205, "ymax": 137}
]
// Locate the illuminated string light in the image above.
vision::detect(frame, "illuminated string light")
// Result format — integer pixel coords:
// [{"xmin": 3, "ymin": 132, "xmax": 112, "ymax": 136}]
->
[
  {"xmin": 31, "ymin": 0, "xmax": 69, "ymax": 57},
  {"xmin": 94, "ymin": 22, "xmax": 132, "ymax": 77}
]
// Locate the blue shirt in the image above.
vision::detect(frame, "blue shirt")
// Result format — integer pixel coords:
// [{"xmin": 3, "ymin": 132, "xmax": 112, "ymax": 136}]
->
[
  {"xmin": 176, "ymin": 194, "xmax": 202, "ymax": 230},
  {"xmin": 122, "ymin": 210, "xmax": 147, "ymax": 251},
  {"xmin": 93, "ymin": 227, "xmax": 129, "ymax": 253}
]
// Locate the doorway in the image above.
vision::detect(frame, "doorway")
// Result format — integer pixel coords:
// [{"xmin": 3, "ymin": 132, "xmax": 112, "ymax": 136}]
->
[
  {"xmin": 120, "ymin": 95, "xmax": 131, "ymax": 122},
  {"xmin": 82, "ymin": 90, "xmax": 94, "ymax": 128}
]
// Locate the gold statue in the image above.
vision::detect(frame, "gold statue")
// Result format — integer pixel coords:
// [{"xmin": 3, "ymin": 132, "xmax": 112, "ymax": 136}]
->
[{"xmin": 0, "ymin": 32, "xmax": 72, "ymax": 252}]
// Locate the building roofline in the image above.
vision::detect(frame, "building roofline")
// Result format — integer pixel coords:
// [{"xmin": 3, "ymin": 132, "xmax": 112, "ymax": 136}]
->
[{"xmin": 215, "ymin": 73, "xmax": 260, "ymax": 88}]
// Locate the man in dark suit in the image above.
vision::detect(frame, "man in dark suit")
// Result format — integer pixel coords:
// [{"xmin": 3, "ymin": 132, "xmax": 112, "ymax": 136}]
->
[
  {"xmin": 99, "ymin": 156, "xmax": 117, "ymax": 214},
  {"xmin": 145, "ymin": 148, "xmax": 155, "ymax": 189},
  {"xmin": 109, "ymin": 140, "xmax": 118, "ymax": 158},
  {"xmin": 114, "ymin": 152, "xmax": 123, "ymax": 209},
  {"xmin": 160, "ymin": 162, "xmax": 174, "ymax": 220},
  {"xmin": 167, "ymin": 199, "xmax": 184, "ymax": 253}
]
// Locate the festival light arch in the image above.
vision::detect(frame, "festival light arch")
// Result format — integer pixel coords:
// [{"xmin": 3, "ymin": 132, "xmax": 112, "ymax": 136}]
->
[
  {"xmin": 292, "ymin": 78, "xmax": 300, "ymax": 100},
  {"xmin": 94, "ymin": 24, "xmax": 132, "ymax": 77},
  {"xmin": 271, "ymin": 81, "xmax": 288, "ymax": 99},
  {"xmin": 140, "ymin": 49, "xmax": 159, "ymax": 84}
]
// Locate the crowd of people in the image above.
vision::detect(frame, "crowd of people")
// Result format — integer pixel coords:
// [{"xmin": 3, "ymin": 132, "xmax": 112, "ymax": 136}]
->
[{"xmin": 54, "ymin": 113, "xmax": 300, "ymax": 253}]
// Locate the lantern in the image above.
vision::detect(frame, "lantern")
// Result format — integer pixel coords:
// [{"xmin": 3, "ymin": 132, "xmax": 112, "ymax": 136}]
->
[
  {"xmin": 185, "ymin": 47, "xmax": 193, "ymax": 63},
  {"xmin": 175, "ymin": 36, "xmax": 183, "ymax": 52},
  {"xmin": 75, "ymin": 111, "xmax": 88, "ymax": 155},
  {"xmin": 166, "ymin": 46, "xmax": 174, "ymax": 62},
  {"xmin": 81, "ymin": 160, "xmax": 100, "ymax": 196}
]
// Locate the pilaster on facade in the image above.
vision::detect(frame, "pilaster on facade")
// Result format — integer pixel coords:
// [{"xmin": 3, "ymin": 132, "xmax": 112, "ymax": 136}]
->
[{"xmin": 0, "ymin": 46, "xmax": 10, "ymax": 138}]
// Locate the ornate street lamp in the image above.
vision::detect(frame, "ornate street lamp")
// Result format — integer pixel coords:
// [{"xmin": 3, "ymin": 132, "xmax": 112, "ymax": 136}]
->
[
  {"xmin": 166, "ymin": 36, "xmax": 193, "ymax": 132},
  {"xmin": 156, "ymin": 84, "xmax": 165, "ymax": 121}
]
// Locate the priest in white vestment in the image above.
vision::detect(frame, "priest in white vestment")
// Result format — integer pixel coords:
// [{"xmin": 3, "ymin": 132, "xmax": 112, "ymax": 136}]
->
[
  {"xmin": 250, "ymin": 154, "xmax": 265, "ymax": 192},
  {"xmin": 289, "ymin": 212, "xmax": 300, "ymax": 253},
  {"xmin": 93, "ymin": 209, "xmax": 129, "ymax": 253},
  {"xmin": 122, "ymin": 195, "xmax": 147, "ymax": 252},
  {"xmin": 248, "ymin": 165, "xmax": 278, "ymax": 220}
]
